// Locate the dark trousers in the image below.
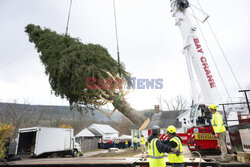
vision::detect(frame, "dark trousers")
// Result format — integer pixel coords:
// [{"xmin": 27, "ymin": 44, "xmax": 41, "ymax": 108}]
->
[
  {"xmin": 171, "ymin": 163, "xmax": 184, "ymax": 167},
  {"xmin": 133, "ymin": 143, "xmax": 137, "ymax": 150}
]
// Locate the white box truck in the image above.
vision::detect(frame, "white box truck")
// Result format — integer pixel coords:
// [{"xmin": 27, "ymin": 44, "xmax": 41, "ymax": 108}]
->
[{"xmin": 16, "ymin": 127, "xmax": 81, "ymax": 157}]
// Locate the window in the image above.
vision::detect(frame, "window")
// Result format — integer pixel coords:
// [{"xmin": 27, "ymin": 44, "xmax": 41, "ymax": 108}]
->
[{"xmin": 190, "ymin": 105, "xmax": 196, "ymax": 122}]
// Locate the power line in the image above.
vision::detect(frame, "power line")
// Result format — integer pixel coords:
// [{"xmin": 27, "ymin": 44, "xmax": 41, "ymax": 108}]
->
[{"xmin": 0, "ymin": 47, "xmax": 31, "ymax": 71}]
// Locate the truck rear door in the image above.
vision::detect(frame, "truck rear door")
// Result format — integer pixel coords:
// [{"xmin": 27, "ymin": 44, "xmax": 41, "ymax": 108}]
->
[{"xmin": 64, "ymin": 130, "xmax": 72, "ymax": 150}]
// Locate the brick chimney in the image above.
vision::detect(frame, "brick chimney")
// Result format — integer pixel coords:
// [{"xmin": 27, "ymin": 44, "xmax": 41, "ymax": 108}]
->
[{"xmin": 154, "ymin": 105, "xmax": 160, "ymax": 114}]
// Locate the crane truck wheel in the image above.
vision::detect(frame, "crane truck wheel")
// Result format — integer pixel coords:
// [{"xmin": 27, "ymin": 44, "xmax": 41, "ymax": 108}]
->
[{"xmin": 72, "ymin": 149, "xmax": 78, "ymax": 157}]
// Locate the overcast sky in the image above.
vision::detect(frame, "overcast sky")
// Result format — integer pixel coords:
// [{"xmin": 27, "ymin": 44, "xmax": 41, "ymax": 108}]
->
[{"xmin": 0, "ymin": 0, "xmax": 250, "ymax": 110}]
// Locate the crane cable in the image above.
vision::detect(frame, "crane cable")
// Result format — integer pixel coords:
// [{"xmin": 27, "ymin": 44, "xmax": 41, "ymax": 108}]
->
[
  {"xmin": 113, "ymin": 0, "xmax": 121, "ymax": 77},
  {"xmin": 186, "ymin": 3, "xmax": 209, "ymax": 23},
  {"xmin": 195, "ymin": 0, "xmax": 242, "ymax": 90},
  {"xmin": 190, "ymin": 5, "xmax": 232, "ymax": 102},
  {"xmin": 65, "ymin": 0, "xmax": 73, "ymax": 35}
]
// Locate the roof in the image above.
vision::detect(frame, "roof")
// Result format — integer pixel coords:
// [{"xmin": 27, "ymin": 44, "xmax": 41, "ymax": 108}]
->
[
  {"xmin": 75, "ymin": 128, "xmax": 95, "ymax": 138},
  {"xmin": 146, "ymin": 110, "xmax": 186, "ymax": 129},
  {"xmin": 177, "ymin": 109, "xmax": 190, "ymax": 119},
  {"xmin": 87, "ymin": 127, "xmax": 103, "ymax": 137},
  {"xmin": 129, "ymin": 109, "xmax": 161, "ymax": 129},
  {"xmin": 119, "ymin": 135, "xmax": 132, "ymax": 139},
  {"xmin": 89, "ymin": 124, "xmax": 118, "ymax": 134}
]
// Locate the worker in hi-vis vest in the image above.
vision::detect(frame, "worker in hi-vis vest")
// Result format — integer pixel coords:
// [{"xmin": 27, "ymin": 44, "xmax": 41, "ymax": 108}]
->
[
  {"xmin": 209, "ymin": 104, "xmax": 230, "ymax": 162},
  {"xmin": 163, "ymin": 125, "xmax": 184, "ymax": 167},
  {"xmin": 125, "ymin": 139, "xmax": 128, "ymax": 148},
  {"xmin": 147, "ymin": 125, "xmax": 179, "ymax": 167},
  {"xmin": 133, "ymin": 135, "xmax": 138, "ymax": 151},
  {"xmin": 140, "ymin": 135, "xmax": 147, "ymax": 155}
]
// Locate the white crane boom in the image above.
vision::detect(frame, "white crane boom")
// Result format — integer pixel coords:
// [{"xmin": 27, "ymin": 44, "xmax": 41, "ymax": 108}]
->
[{"xmin": 170, "ymin": 0, "xmax": 221, "ymax": 105}]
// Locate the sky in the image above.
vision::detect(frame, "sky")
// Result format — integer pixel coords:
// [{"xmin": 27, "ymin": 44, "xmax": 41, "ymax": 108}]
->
[{"xmin": 0, "ymin": 0, "xmax": 250, "ymax": 111}]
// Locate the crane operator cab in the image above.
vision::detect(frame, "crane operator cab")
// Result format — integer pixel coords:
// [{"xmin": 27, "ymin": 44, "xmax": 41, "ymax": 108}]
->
[{"xmin": 190, "ymin": 104, "xmax": 212, "ymax": 126}]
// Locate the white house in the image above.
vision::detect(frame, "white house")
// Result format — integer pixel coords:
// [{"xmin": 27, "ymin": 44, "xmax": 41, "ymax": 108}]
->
[
  {"xmin": 75, "ymin": 128, "xmax": 100, "ymax": 151},
  {"xmin": 119, "ymin": 135, "xmax": 131, "ymax": 140},
  {"xmin": 88, "ymin": 123, "xmax": 119, "ymax": 140},
  {"xmin": 130, "ymin": 105, "xmax": 187, "ymax": 144},
  {"xmin": 75, "ymin": 128, "xmax": 95, "ymax": 138}
]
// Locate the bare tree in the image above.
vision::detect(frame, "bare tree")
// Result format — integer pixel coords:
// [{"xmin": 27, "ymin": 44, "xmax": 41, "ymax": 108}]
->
[
  {"xmin": 157, "ymin": 94, "xmax": 163, "ymax": 110},
  {"xmin": 0, "ymin": 101, "xmax": 53, "ymax": 138},
  {"xmin": 29, "ymin": 109, "xmax": 49, "ymax": 126},
  {"xmin": 117, "ymin": 116, "xmax": 133, "ymax": 135},
  {"xmin": 0, "ymin": 101, "xmax": 33, "ymax": 138},
  {"xmin": 164, "ymin": 95, "xmax": 187, "ymax": 111}
]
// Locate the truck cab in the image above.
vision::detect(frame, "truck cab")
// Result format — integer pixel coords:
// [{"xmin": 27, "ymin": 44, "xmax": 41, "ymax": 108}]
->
[
  {"xmin": 187, "ymin": 104, "xmax": 219, "ymax": 152},
  {"xmin": 72, "ymin": 137, "xmax": 81, "ymax": 157},
  {"xmin": 190, "ymin": 104, "xmax": 212, "ymax": 127}
]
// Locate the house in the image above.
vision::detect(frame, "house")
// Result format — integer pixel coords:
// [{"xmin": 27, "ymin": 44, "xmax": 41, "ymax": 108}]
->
[
  {"xmin": 131, "ymin": 105, "xmax": 187, "ymax": 145},
  {"xmin": 76, "ymin": 124, "xmax": 119, "ymax": 151},
  {"xmin": 75, "ymin": 128, "xmax": 95, "ymax": 138},
  {"xmin": 119, "ymin": 135, "xmax": 131, "ymax": 140},
  {"xmin": 87, "ymin": 127, "xmax": 103, "ymax": 139},
  {"xmin": 75, "ymin": 128, "xmax": 99, "ymax": 151},
  {"xmin": 88, "ymin": 123, "xmax": 119, "ymax": 140}
]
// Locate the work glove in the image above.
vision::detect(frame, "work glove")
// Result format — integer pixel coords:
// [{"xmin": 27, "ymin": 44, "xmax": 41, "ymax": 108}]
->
[
  {"xmin": 172, "ymin": 148, "xmax": 180, "ymax": 156},
  {"xmin": 215, "ymin": 133, "xmax": 220, "ymax": 138}
]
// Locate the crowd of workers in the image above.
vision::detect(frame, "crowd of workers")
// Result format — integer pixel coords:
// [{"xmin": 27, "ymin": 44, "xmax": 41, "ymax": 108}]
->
[
  {"xmin": 98, "ymin": 104, "xmax": 230, "ymax": 167},
  {"xmin": 145, "ymin": 104, "xmax": 231, "ymax": 167},
  {"xmin": 98, "ymin": 139, "xmax": 131, "ymax": 149}
]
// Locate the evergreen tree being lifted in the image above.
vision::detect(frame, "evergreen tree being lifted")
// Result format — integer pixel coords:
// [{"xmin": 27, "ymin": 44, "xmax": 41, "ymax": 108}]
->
[{"xmin": 25, "ymin": 24, "xmax": 149, "ymax": 128}]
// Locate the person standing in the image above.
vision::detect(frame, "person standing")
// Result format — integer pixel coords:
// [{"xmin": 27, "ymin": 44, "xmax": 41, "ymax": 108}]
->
[
  {"xmin": 125, "ymin": 139, "xmax": 128, "ymax": 148},
  {"xmin": 164, "ymin": 125, "xmax": 184, "ymax": 167},
  {"xmin": 133, "ymin": 135, "xmax": 138, "ymax": 151},
  {"xmin": 209, "ymin": 104, "xmax": 230, "ymax": 162},
  {"xmin": 148, "ymin": 125, "xmax": 179, "ymax": 167},
  {"xmin": 140, "ymin": 135, "xmax": 147, "ymax": 155}
]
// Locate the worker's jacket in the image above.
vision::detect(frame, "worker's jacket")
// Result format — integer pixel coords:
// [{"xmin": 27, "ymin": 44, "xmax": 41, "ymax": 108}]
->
[
  {"xmin": 133, "ymin": 137, "xmax": 138, "ymax": 143},
  {"xmin": 141, "ymin": 137, "xmax": 146, "ymax": 145},
  {"xmin": 148, "ymin": 138, "xmax": 166, "ymax": 167},
  {"xmin": 168, "ymin": 136, "xmax": 184, "ymax": 163},
  {"xmin": 125, "ymin": 140, "xmax": 128, "ymax": 145},
  {"xmin": 212, "ymin": 112, "xmax": 226, "ymax": 133}
]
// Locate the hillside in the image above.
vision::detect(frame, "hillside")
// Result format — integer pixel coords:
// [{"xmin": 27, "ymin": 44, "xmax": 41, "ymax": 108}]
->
[{"xmin": 0, "ymin": 102, "xmax": 154, "ymax": 135}]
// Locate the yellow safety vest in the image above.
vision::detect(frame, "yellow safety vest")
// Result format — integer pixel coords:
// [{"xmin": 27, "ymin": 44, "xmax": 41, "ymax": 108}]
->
[
  {"xmin": 125, "ymin": 140, "xmax": 128, "ymax": 145},
  {"xmin": 133, "ymin": 137, "xmax": 138, "ymax": 143},
  {"xmin": 148, "ymin": 138, "xmax": 166, "ymax": 167},
  {"xmin": 168, "ymin": 137, "xmax": 184, "ymax": 163},
  {"xmin": 212, "ymin": 112, "xmax": 226, "ymax": 133},
  {"xmin": 141, "ymin": 137, "xmax": 146, "ymax": 145}
]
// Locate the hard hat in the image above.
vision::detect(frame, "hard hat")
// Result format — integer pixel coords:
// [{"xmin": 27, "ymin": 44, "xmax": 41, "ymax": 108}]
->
[
  {"xmin": 209, "ymin": 104, "xmax": 218, "ymax": 110},
  {"xmin": 152, "ymin": 125, "xmax": 160, "ymax": 135},
  {"xmin": 167, "ymin": 125, "xmax": 176, "ymax": 134}
]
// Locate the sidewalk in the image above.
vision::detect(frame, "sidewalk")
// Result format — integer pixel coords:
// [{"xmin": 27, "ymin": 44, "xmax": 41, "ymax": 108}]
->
[{"xmin": 82, "ymin": 150, "xmax": 109, "ymax": 157}]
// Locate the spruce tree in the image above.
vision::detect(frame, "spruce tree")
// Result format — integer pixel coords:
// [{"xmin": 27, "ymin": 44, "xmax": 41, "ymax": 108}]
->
[{"xmin": 25, "ymin": 24, "xmax": 148, "ymax": 128}]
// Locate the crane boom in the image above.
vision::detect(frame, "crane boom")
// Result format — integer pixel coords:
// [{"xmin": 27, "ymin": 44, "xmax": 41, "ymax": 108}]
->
[{"xmin": 170, "ymin": 0, "xmax": 221, "ymax": 104}]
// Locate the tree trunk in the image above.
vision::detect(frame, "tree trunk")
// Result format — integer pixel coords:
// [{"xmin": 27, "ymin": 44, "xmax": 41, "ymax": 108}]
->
[{"xmin": 113, "ymin": 98, "xmax": 148, "ymax": 128}]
